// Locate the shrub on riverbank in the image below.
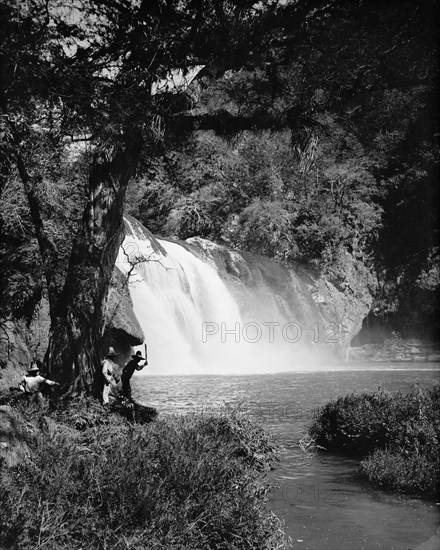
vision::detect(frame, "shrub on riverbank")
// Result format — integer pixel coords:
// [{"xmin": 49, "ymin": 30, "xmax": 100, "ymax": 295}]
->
[
  {"xmin": 308, "ymin": 385, "xmax": 440, "ymax": 498},
  {"xmin": 0, "ymin": 397, "xmax": 286, "ymax": 549}
]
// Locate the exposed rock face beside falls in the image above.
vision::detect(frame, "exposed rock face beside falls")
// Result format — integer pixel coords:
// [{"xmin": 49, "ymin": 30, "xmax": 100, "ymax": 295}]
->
[
  {"xmin": 104, "ymin": 267, "xmax": 145, "ymax": 347},
  {"xmin": 0, "ymin": 283, "xmax": 143, "ymax": 372},
  {"xmin": 186, "ymin": 237, "xmax": 374, "ymax": 361}
]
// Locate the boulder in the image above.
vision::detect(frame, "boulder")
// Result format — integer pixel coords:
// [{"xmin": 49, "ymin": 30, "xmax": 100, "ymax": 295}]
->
[
  {"xmin": 0, "ymin": 405, "xmax": 30, "ymax": 467},
  {"xmin": 104, "ymin": 267, "xmax": 145, "ymax": 347}
]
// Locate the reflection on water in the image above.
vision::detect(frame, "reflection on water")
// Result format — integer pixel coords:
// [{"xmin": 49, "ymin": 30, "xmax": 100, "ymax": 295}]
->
[{"xmin": 133, "ymin": 363, "xmax": 440, "ymax": 550}]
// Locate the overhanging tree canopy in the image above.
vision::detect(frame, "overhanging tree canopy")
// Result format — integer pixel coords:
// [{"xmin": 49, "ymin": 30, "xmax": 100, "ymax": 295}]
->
[
  {"xmin": 0, "ymin": 0, "xmax": 295, "ymax": 395},
  {"xmin": 1, "ymin": 0, "xmax": 438, "ymax": 395}
]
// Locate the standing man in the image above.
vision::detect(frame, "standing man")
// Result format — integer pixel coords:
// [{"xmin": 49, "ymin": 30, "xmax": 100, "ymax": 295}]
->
[
  {"xmin": 101, "ymin": 347, "xmax": 120, "ymax": 404},
  {"xmin": 121, "ymin": 350, "xmax": 147, "ymax": 401}
]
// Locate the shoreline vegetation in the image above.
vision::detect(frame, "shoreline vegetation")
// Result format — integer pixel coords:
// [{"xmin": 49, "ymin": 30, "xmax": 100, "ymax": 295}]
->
[
  {"xmin": 0, "ymin": 394, "xmax": 287, "ymax": 550},
  {"xmin": 308, "ymin": 384, "xmax": 440, "ymax": 499}
]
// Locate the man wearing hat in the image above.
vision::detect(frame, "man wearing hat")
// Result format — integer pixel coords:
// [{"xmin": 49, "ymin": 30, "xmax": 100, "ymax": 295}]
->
[
  {"xmin": 18, "ymin": 361, "xmax": 60, "ymax": 402},
  {"xmin": 101, "ymin": 347, "xmax": 121, "ymax": 404},
  {"xmin": 121, "ymin": 350, "xmax": 147, "ymax": 401}
]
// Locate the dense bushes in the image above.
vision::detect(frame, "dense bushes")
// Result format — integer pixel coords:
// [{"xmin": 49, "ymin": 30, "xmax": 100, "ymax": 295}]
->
[
  {"xmin": 0, "ymin": 398, "xmax": 286, "ymax": 549},
  {"xmin": 309, "ymin": 385, "xmax": 440, "ymax": 498},
  {"xmin": 127, "ymin": 128, "xmax": 383, "ymax": 272}
]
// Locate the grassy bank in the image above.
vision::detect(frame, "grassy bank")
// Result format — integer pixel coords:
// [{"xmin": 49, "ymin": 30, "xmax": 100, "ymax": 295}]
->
[
  {"xmin": 0, "ymin": 396, "xmax": 287, "ymax": 549},
  {"xmin": 308, "ymin": 385, "xmax": 440, "ymax": 498}
]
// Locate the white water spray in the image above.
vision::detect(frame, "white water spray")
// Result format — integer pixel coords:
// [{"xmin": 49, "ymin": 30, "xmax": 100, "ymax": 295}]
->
[{"xmin": 117, "ymin": 217, "xmax": 342, "ymax": 374}]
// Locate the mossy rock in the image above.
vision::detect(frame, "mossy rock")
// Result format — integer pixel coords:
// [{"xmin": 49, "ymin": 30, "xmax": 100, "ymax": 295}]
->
[{"xmin": 110, "ymin": 398, "xmax": 158, "ymax": 423}]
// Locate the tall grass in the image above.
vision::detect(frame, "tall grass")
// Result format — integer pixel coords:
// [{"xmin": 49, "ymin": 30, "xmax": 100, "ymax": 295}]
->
[
  {"xmin": 0, "ymin": 396, "xmax": 287, "ymax": 549},
  {"xmin": 308, "ymin": 384, "xmax": 440, "ymax": 498}
]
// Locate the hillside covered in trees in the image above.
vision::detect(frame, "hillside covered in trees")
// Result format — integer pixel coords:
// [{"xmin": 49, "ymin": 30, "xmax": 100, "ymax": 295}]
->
[
  {"xmin": 126, "ymin": 0, "xmax": 439, "ymax": 336},
  {"xmin": 0, "ymin": 0, "xmax": 439, "ymax": 394}
]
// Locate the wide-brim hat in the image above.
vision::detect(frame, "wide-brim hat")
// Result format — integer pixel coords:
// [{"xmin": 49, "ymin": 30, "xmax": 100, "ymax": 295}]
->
[
  {"xmin": 131, "ymin": 351, "xmax": 145, "ymax": 361},
  {"xmin": 27, "ymin": 362, "xmax": 40, "ymax": 373},
  {"xmin": 106, "ymin": 347, "xmax": 120, "ymax": 358}
]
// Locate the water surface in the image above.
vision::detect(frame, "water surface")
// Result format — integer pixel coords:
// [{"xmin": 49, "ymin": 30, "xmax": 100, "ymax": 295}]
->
[{"xmin": 133, "ymin": 363, "xmax": 440, "ymax": 550}]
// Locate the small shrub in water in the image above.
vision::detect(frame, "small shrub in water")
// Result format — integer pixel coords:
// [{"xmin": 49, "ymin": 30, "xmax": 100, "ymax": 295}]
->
[{"xmin": 308, "ymin": 384, "xmax": 440, "ymax": 498}]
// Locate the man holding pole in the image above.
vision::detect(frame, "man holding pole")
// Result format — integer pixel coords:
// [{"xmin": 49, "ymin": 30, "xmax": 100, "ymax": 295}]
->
[{"xmin": 121, "ymin": 345, "xmax": 148, "ymax": 401}]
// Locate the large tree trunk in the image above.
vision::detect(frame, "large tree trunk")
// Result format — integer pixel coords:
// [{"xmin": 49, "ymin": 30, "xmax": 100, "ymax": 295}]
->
[{"xmin": 45, "ymin": 138, "xmax": 141, "ymax": 396}]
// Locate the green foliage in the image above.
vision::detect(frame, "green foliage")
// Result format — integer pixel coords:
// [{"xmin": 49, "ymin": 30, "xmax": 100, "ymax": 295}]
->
[
  {"xmin": 309, "ymin": 385, "xmax": 440, "ymax": 497},
  {"xmin": 0, "ymin": 178, "xmax": 43, "ymax": 321},
  {"xmin": 129, "ymin": 122, "xmax": 383, "ymax": 272},
  {"xmin": 0, "ymin": 398, "xmax": 286, "ymax": 549},
  {"xmin": 125, "ymin": 0, "xmax": 439, "ymax": 322},
  {"xmin": 0, "ymin": 145, "xmax": 89, "ymax": 321},
  {"xmin": 231, "ymin": 199, "xmax": 296, "ymax": 261},
  {"xmin": 361, "ymin": 449, "xmax": 437, "ymax": 497},
  {"xmin": 0, "ymin": 0, "xmax": 280, "ymax": 321}
]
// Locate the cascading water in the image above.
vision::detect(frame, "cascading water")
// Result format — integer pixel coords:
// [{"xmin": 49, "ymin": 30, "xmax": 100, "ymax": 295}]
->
[
  {"xmin": 116, "ymin": 216, "xmax": 367, "ymax": 374},
  {"xmin": 117, "ymin": 218, "xmax": 244, "ymax": 374}
]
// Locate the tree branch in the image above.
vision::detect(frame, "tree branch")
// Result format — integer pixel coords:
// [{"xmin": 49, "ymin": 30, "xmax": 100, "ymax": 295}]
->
[{"xmin": 169, "ymin": 108, "xmax": 289, "ymax": 134}]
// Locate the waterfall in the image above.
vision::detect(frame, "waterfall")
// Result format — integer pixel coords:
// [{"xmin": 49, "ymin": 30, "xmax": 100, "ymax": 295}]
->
[{"xmin": 116, "ymin": 216, "xmax": 359, "ymax": 374}]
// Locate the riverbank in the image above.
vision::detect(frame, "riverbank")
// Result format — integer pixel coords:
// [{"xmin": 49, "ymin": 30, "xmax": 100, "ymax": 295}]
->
[
  {"xmin": 309, "ymin": 384, "xmax": 440, "ymax": 499},
  {"xmin": 0, "ymin": 395, "xmax": 287, "ymax": 549},
  {"xmin": 349, "ymin": 339, "xmax": 440, "ymax": 363}
]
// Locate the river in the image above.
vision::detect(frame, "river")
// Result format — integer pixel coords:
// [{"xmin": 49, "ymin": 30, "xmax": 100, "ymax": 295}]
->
[{"xmin": 133, "ymin": 362, "xmax": 440, "ymax": 550}]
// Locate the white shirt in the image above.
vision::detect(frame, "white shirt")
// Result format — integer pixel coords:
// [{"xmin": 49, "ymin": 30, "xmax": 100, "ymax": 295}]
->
[
  {"xmin": 20, "ymin": 374, "xmax": 57, "ymax": 394},
  {"xmin": 102, "ymin": 358, "xmax": 121, "ymax": 383}
]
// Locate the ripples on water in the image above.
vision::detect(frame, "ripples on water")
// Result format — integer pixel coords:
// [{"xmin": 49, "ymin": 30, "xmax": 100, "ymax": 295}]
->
[{"xmin": 133, "ymin": 363, "xmax": 440, "ymax": 550}]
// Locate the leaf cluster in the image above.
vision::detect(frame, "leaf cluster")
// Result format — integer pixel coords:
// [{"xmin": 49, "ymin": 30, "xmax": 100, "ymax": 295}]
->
[{"xmin": 308, "ymin": 384, "xmax": 440, "ymax": 497}]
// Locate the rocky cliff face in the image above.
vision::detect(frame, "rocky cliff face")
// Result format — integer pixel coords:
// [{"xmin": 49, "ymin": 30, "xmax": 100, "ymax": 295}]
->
[
  {"xmin": 185, "ymin": 237, "xmax": 374, "ymax": 361},
  {"xmin": 102, "ymin": 267, "xmax": 145, "ymax": 367},
  {"xmin": 104, "ymin": 267, "xmax": 145, "ymax": 347},
  {"xmin": 0, "ymin": 405, "xmax": 30, "ymax": 467},
  {"xmin": 0, "ymin": 268, "xmax": 144, "ymax": 381}
]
